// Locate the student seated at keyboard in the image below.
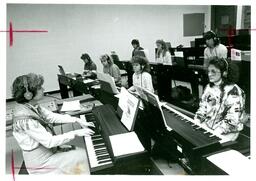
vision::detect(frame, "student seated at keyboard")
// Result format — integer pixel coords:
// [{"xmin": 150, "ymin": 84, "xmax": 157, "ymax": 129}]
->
[
  {"xmin": 155, "ymin": 39, "xmax": 173, "ymax": 64},
  {"xmin": 128, "ymin": 56, "xmax": 154, "ymax": 93},
  {"xmin": 12, "ymin": 73, "xmax": 95, "ymax": 174},
  {"xmin": 81, "ymin": 53, "xmax": 97, "ymax": 78},
  {"xmin": 194, "ymin": 58, "xmax": 246, "ymax": 141},
  {"xmin": 100, "ymin": 54, "xmax": 121, "ymax": 86}
]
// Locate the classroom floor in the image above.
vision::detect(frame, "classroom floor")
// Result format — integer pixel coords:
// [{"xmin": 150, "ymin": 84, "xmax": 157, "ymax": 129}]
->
[{"xmin": 6, "ymin": 91, "xmax": 186, "ymax": 175}]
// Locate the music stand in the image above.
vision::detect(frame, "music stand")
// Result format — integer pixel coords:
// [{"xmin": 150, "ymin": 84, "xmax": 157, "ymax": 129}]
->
[
  {"xmin": 97, "ymin": 72, "xmax": 119, "ymax": 94},
  {"xmin": 58, "ymin": 65, "xmax": 66, "ymax": 76}
]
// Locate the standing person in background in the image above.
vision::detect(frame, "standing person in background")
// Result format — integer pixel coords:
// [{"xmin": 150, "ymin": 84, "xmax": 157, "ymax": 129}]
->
[
  {"xmin": 12, "ymin": 73, "xmax": 94, "ymax": 174},
  {"xmin": 203, "ymin": 31, "xmax": 228, "ymax": 68},
  {"xmin": 128, "ymin": 56, "xmax": 154, "ymax": 93},
  {"xmin": 155, "ymin": 39, "xmax": 172, "ymax": 64},
  {"xmin": 131, "ymin": 39, "xmax": 144, "ymax": 57},
  {"xmin": 100, "ymin": 54, "xmax": 121, "ymax": 86},
  {"xmin": 81, "ymin": 53, "xmax": 97, "ymax": 78}
]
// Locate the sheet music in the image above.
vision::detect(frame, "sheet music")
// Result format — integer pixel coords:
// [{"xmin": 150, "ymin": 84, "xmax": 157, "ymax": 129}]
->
[
  {"xmin": 109, "ymin": 132, "xmax": 145, "ymax": 157},
  {"xmin": 60, "ymin": 100, "xmax": 81, "ymax": 112},
  {"xmin": 119, "ymin": 87, "xmax": 139, "ymax": 131},
  {"xmin": 83, "ymin": 78, "xmax": 95, "ymax": 84},
  {"xmin": 207, "ymin": 149, "xmax": 251, "ymax": 175}
]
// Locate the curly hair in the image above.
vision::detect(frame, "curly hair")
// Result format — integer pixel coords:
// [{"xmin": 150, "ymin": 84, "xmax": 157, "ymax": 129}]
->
[
  {"xmin": 208, "ymin": 57, "xmax": 239, "ymax": 89},
  {"xmin": 131, "ymin": 56, "xmax": 150, "ymax": 73},
  {"xmin": 100, "ymin": 54, "xmax": 113, "ymax": 65},
  {"xmin": 12, "ymin": 73, "xmax": 44, "ymax": 103}
]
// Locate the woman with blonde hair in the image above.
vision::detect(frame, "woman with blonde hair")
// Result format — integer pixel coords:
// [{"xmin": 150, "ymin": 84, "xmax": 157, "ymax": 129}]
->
[{"xmin": 100, "ymin": 54, "xmax": 121, "ymax": 86}]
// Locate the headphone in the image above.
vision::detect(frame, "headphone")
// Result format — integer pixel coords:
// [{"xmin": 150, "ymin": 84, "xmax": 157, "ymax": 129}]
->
[
  {"xmin": 222, "ymin": 58, "xmax": 229, "ymax": 78},
  {"xmin": 23, "ymin": 76, "xmax": 33, "ymax": 100}
]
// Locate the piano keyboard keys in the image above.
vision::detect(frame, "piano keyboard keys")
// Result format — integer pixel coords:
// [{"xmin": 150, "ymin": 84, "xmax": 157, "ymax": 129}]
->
[
  {"xmin": 81, "ymin": 114, "xmax": 113, "ymax": 171},
  {"xmin": 162, "ymin": 104, "xmax": 229, "ymax": 144},
  {"xmin": 84, "ymin": 136, "xmax": 113, "ymax": 169}
]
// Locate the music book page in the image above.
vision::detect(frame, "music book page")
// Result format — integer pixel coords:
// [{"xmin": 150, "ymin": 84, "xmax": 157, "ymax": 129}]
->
[
  {"xmin": 83, "ymin": 78, "xmax": 95, "ymax": 84},
  {"xmin": 119, "ymin": 87, "xmax": 139, "ymax": 131},
  {"xmin": 207, "ymin": 149, "xmax": 251, "ymax": 175},
  {"xmin": 60, "ymin": 100, "xmax": 81, "ymax": 112},
  {"xmin": 109, "ymin": 132, "xmax": 145, "ymax": 157}
]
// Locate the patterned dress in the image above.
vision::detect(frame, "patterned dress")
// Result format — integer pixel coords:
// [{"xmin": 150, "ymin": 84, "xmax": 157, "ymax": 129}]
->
[{"xmin": 194, "ymin": 83, "xmax": 246, "ymax": 141}]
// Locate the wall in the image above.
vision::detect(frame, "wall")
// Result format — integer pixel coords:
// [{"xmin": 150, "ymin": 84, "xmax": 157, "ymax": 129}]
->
[{"xmin": 7, "ymin": 4, "xmax": 211, "ymax": 98}]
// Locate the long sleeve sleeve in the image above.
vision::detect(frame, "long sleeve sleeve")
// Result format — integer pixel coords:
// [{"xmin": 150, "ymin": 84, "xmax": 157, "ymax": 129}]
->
[
  {"xmin": 218, "ymin": 85, "xmax": 245, "ymax": 134},
  {"xmin": 142, "ymin": 72, "xmax": 154, "ymax": 93},
  {"xmin": 218, "ymin": 45, "xmax": 228, "ymax": 59},
  {"xmin": 194, "ymin": 85, "xmax": 210, "ymax": 122},
  {"xmin": 38, "ymin": 106, "xmax": 78, "ymax": 124},
  {"xmin": 24, "ymin": 119, "xmax": 75, "ymax": 148},
  {"xmin": 163, "ymin": 51, "xmax": 173, "ymax": 65},
  {"xmin": 111, "ymin": 64, "xmax": 121, "ymax": 84}
]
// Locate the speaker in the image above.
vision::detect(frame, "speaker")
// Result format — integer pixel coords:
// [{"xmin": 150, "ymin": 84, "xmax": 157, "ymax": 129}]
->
[{"xmin": 23, "ymin": 76, "xmax": 33, "ymax": 100}]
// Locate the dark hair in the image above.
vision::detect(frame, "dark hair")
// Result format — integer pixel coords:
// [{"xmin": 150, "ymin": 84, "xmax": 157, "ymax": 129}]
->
[
  {"xmin": 208, "ymin": 57, "xmax": 239, "ymax": 89},
  {"xmin": 156, "ymin": 39, "xmax": 168, "ymax": 58},
  {"xmin": 203, "ymin": 31, "xmax": 220, "ymax": 46},
  {"xmin": 100, "ymin": 54, "xmax": 113, "ymax": 65},
  {"xmin": 131, "ymin": 56, "xmax": 150, "ymax": 73},
  {"xmin": 81, "ymin": 53, "xmax": 93, "ymax": 65},
  {"xmin": 131, "ymin": 39, "xmax": 140, "ymax": 46},
  {"xmin": 12, "ymin": 73, "xmax": 44, "ymax": 103}
]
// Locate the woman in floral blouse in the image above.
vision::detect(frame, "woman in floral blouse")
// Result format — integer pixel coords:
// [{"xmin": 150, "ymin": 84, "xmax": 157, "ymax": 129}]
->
[{"xmin": 194, "ymin": 57, "xmax": 246, "ymax": 141}]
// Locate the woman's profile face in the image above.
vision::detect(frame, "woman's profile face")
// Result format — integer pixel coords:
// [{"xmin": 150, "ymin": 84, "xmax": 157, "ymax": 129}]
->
[
  {"xmin": 101, "ymin": 57, "xmax": 108, "ymax": 66},
  {"xmin": 156, "ymin": 43, "xmax": 162, "ymax": 49},
  {"xmin": 208, "ymin": 64, "xmax": 222, "ymax": 84},
  {"xmin": 33, "ymin": 87, "xmax": 44, "ymax": 101}
]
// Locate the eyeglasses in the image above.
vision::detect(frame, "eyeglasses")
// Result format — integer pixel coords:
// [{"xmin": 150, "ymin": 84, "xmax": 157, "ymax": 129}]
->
[{"xmin": 207, "ymin": 70, "xmax": 221, "ymax": 75}]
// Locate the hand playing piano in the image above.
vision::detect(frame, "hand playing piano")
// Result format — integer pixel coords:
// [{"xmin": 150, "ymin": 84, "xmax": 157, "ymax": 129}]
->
[
  {"xmin": 72, "ymin": 128, "xmax": 95, "ymax": 137},
  {"xmin": 76, "ymin": 118, "xmax": 95, "ymax": 129}
]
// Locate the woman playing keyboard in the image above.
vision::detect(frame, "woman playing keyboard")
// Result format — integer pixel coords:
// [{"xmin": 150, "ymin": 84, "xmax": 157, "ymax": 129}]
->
[
  {"xmin": 12, "ymin": 73, "xmax": 94, "ymax": 174},
  {"xmin": 194, "ymin": 58, "xmax": 246, "ymax": 141}
]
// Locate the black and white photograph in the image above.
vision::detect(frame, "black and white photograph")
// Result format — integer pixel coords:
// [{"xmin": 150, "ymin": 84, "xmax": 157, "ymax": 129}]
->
[{"xmin": 1, "ymin": 0, "xmax": 255, "ymax": 180}]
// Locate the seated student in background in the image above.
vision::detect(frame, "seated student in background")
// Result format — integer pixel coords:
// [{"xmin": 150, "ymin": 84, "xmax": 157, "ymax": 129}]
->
[
  {"xmin": 81, "ymin": 53, "xmax": 97, "ymax": 78},
  {"xmin": 203, "ymin": 31, "xmax": 227, "ymax": 68},
  {"xmin": 128, "ymin": 56, "xmax": 154, "ymax": 93},
  {"xmin": 194, "ymin": 57, "xmax": 245, "ymax": 141},
  {"xmin": 100, "ymin": 54, "xmax": 122, "ymax": 86},
  {"xmin": 12, "ymin": 73, "xmax": 94, "ymax": 174},
  {"xmin": 155, "ymin": 39, "xmax": 173, "ymax": 64},
  {"xmin": 131, "ymin": 39, "xmax": 144, "ymax": 57}
]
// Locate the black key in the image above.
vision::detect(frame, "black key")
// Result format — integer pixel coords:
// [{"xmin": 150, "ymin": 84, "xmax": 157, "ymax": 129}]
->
[
  {"xmin": 96, "ymin": 151, "xmax": 109, "ymax": 157},
  {"xmin": 92, "ymin": 139, "xmax": 104, "ymax": 145},
  {"xmin": 95, "ymin": 149, "xmax": 108, "ymax": 155},
  {"xmin": 97, "ymin": 155, "xmax": 110, "ymax": 161},
  {"xmin": 92, "ymin": 134, "xmax": 102, "ymax": 138},
  {"xmin": 94, "ymin": 144, "xmax": 105, "ymax": 149}
]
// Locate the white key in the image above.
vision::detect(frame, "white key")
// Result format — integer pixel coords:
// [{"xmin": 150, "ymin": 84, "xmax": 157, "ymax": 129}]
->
[
  {"xmin": 162, "ymin": 104, "xmax": 230, "ymax": 143},
  {"xmin": 84, "ymin": 136, "xmax": 112, "ymax": 169}
]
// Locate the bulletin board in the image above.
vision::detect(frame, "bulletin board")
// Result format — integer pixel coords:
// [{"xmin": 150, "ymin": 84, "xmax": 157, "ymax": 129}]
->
[{"xmin": 183, "ymin": 13, "xmax": 205, "ymax": 36}]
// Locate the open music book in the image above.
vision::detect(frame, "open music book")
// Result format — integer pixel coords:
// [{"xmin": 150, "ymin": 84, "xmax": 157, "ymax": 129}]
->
[
  {"xmin": 207, "ymin": 149, "xmax": 251, "ymax": 175},
  {"xmin": 109, "ymin": 132, "xmax": 145, "ymax": 157},
  {"xmin": 118, "ymin": 87, "xmax": 140, "ymax": 131},
  {"xmin": 60, "ymin": 100, "xmax": 81, "ymax": 112}
]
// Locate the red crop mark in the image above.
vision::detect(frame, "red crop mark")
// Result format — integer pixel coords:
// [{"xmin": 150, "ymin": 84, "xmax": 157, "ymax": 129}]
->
[
  {"xmin": 0, "ymin": 21, "xmax": 48, "ymax": 47},
  {"xmin": 11, "ymin": 150, "xmax": 15, "ymax": 181}
]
